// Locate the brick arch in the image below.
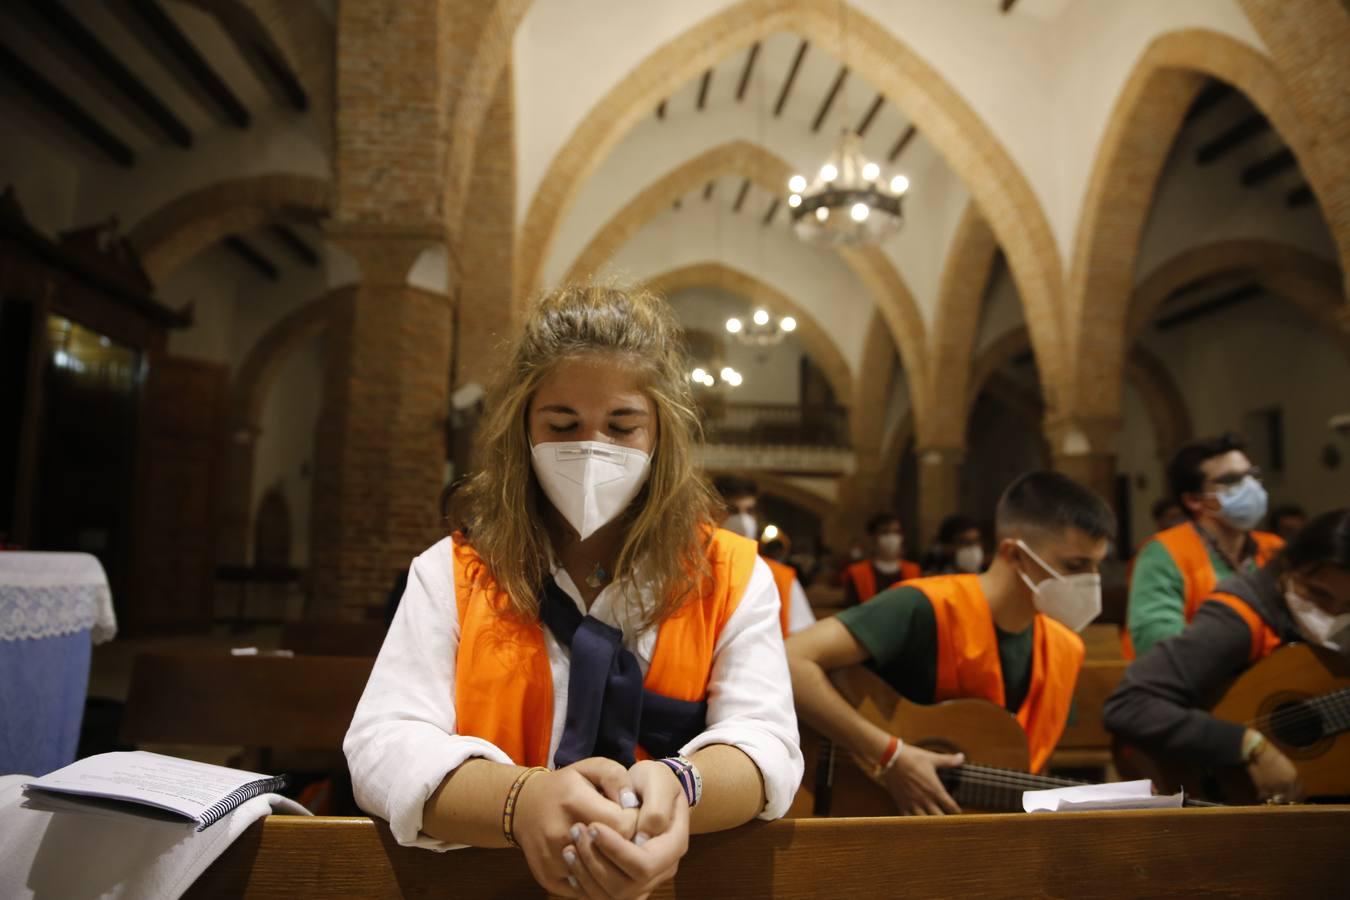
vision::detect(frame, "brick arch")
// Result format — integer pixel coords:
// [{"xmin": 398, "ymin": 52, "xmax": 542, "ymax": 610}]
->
[
  {"xmin": 922, "ymin": 202, "xmax": 999, "ymax": 448},
  {"xmin": 517, "ymin": 0, "xmax": 1064, "ymax": 402},
  {"xmin": 1127, "ymin": 239, "xmax": 1349, "ymax": 363},
  {"xmin": 708, "ymin": 469, "xmax": 836, "ymax": 524},
  {"xmin": 969, "ymin": 327, "xmax": 1193, "ymax": 474},
  {"xmin": 1065, "ymin": 28, "xmax": 1348, "ymax": 426},
  {"xmin": 643, "ymin": 262, "xmax": 853, "ymax": 406},
  {"xmin": 562, "ymin": 140, "xmax": 930, "ymax": 423},
  {"xmin": 129, "ymin": 174, "xmax": 332, "ymax": 284}
]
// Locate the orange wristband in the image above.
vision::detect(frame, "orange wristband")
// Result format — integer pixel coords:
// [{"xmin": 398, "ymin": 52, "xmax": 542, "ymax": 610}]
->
[{"xmin": 875, "ymin": 735, "xmax": 900, "ymax": 773}]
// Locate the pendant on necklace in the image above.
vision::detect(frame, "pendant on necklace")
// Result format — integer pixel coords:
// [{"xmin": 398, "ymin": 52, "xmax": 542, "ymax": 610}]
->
[{"xmin": 586, "ymin": 562, "xmax": 610, "ymax": 589}]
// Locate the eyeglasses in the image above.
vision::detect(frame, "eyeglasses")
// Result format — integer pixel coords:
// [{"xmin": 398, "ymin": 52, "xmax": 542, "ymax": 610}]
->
[{"xmin": 1205, "ymin": 467, "xmax": 1262, "ymax": 490}]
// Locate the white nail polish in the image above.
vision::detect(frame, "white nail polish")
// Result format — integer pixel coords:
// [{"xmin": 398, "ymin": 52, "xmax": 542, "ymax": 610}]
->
[
  {"xmin": 569, "ymin": 824, "xmax": 582, "ymax": 842},
  {"xmin": 567, "ymin": 876, "xmax": 578, "ymax": 890},
  {"xmin": 563, "ymin": 847, "xmax": 577, "ymax": 867},
  {"xmin": 634, "ymin": 832, "xmax": 649, "ymax": 847},
  {"xmin": 620, "ymin": 789, "xmax": 639, "ymax": 809}
]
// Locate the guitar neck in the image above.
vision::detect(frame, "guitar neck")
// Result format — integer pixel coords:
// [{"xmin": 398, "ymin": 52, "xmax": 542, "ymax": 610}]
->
[{"xmin": 941, "ymin": 764, "xmax": 1080, "ymax": 812}]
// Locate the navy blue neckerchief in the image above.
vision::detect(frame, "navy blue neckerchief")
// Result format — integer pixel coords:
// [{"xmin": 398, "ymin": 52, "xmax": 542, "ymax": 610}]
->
[{"xmin": 538, "ymin": 577, "xmax": 707, "ymax": 768}]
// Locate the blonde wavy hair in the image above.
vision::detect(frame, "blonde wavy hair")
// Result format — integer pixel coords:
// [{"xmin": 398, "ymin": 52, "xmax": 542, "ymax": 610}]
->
[{"xmin": 458, "ymin": 282, "xmax": 718, "ymax": 626}]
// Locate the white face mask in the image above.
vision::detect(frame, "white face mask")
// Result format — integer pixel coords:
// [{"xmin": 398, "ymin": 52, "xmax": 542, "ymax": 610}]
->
[
  {"xmin": 1015, "ymin": 540, "xmax": 1101, "ymax": 632},
  {"xmin": 531, "ymin": 441, "xmax": 652, "ymax": 541},
  {"xmin": 954, "ymin": 544, "xmax": 985, "ymax": 574},
  {"xmin": 875, "ymin": 533, "xmax": 903, "ymax": 560},
  {"xmin": 722, "ymin": 511, "xmax": 758, "ymax": 540},
  {"xmin": 1286, "ymin": 589, "xmax": 1350, "ymax": 654}
]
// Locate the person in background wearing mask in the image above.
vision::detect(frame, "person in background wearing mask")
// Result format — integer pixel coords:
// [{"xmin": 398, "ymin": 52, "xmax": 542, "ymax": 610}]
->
[
  {"xmin": 1124, "ymin": 435, "xmax": 1284, "ymax": 658},
  {"xmin": 712, "ymin": 475, "xmax": 816, "ymax": 636},
  {"xmin": 1268, "ymin": 504, "xmax": 1308, "ymax": 544},
  {"xmin": 787, "ymin": 472, "xmax": 1113, "ymax": 814},
  {"xmin": 842, "ymin": 513, "xmax": 921, "ymax": 605},
  {"xmin": 1105, "ymin": 509, "xmax": 1350, "ymax": 803},
  {"xmin": 345, "ymin": 286, "xmax": 801, "ymax": 898},
  {"xmin": 919, "ymin": 514, "xmax": 986, "ymax": 575}
]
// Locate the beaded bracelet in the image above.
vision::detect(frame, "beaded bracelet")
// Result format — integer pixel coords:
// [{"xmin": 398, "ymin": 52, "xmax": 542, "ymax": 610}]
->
[
  {"xmin": 657, "ymin": 754, "xmax": 702, "ymax": 808},
  {"xmin": 502, "ymin": 766, "xmax": 548, "ymax": 848}
]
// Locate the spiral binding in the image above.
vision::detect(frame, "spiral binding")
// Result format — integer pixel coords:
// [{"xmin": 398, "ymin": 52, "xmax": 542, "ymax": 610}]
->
[{"xmin": 195, "ymin": 775, "xmax": 288, "ymax": 831}]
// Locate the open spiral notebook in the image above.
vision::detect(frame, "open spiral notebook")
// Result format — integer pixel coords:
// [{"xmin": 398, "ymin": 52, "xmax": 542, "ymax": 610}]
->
[{"xmin": 23, "ymin": 750, "xmax": 287, "ymax": 831}]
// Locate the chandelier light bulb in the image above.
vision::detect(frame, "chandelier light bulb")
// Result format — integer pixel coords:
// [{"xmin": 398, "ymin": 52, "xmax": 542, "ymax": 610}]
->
[
  {"xmin": 815, "ymin": 206, "xmax": 829, "ymax": 222},
  {"xmin": 727, "ymin": 370, "xmax": 743, "ymax": 387},
  {"xmin": 851, "ymin": 202, "xmax": 870, "ymax": 222},
  {"xmin": 890, "ymin": 174, "xmax": 910, "ymax": 195},
  {"xmin": 761, "ymin": 524, "xmax": 779, "ymax": 541},
  {"xmin": 705, "ymin": 374, "xmax": 716, "ymax": 386},
  {"xmin": 726, "ymin": 317, "xmax": 743, "ymax": 333},
  {"xmin": 692, "ymin": 367, "xmax": 708, "ymax": 383},
  {"xmin": 862, "ymin": 162, "xmax": 880, "ymax": 181},
  {"xmin": 780, "ymin": 316, "xmax": 797, "ymax": 332},
  {"xmin": 788, "ymin": 174, "xmax": 807, "ymax": 193},
  {"xmin": 820, "ymin": 163, "xmax": 838, "ymax": 182},
  {"xmin": 720, "ymin": 367, "xmax": 735, "ymax": 381},
  {"xmin": 753, "ymin": 309, "xmax": 770, "ymax": 326},
  {"xmin": 787, "ymin": 193, "xmax": 802, "ymax": 208}
]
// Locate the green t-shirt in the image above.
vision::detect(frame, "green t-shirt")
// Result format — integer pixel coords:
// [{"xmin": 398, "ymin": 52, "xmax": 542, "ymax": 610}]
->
[
  {"xmin": 835, "ymin": 585, "xmax": 1035, "ymax": 712},
  {"xmin": 1128, "ymin": 538, "xmax": 1249, "ymax": 657}
]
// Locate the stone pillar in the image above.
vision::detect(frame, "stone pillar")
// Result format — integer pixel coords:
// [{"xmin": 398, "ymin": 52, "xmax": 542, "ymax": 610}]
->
[
  {"xmin": 916, "ymin": 445, "xmax": 964, "ymax": 552},
  {"xmin": 217, "ymin": 422, "xmax": 260, "ymax": 564},
  {"xmin": 309, "ymin": 231, "xmax": 453, "ymax": 619},
  {"xmin": 1045, "ymin": 414, "xmax": 1122, "ymax": 507}
]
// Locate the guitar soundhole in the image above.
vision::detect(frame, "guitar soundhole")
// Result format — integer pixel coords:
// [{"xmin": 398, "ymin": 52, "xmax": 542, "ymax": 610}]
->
[{"xmin": 1267, "ymin": 700, "xmax": 1324, "ymax": 749}]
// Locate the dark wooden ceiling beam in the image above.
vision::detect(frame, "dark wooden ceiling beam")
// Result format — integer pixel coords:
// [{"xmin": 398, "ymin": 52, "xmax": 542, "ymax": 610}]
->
[
  {"xmin": 1286, "ymin": 183, "xmax": 1313, "ymax": 208},
  {"xmin": 224, "ymin": 235, "xmax": 278, "ymax": 281},
  {"xmin": 252, "ymin": 42, "xmax": 307, "ymax": 112},
  {"xmin": 1156, "ymin": 283, "xmax": 1261, "ymax": 331},
  {"xmin": 270, "ymin": 225, "xmax": 319, "ymax": 267},
  {"xmin": 811, "ymin": 65, "xmax": 849, "ymax": 133},
  {"xmin": 121, "ymin": 0, "xmax": 251, "ymax": 128},
  {"xmin": 1241, "ymin": 147, "xmax": 1296, "ymax": 186},
  {"xmin": 773, "ymin": 40, "xmax": 808, "ymax": 117},
  {"xmin": 888, "ymin": 124, "xmax": 917, "ymax": 162},
  {"xmin": 656, "ymin": 100, "xmax": 666, "ymax": 120},
  {"xmin": 696, "ymin": 69, "xmax": 712, "ymax": 110},
  {"xmin": 25, "ymin": 0, "xmax": 192, "ymax": 147},
  {"xmin": 1000, "ymin": 0, "xmax": 1021, "ymax": 12},
  {"xmin": 761, "ymin": 197, "xmax": 780, "ymax": 226},
  {"xmin": 0, "ymin": 42, "xmax": 134, "ymax": 166},
  {"xmin": 1195, "ymin": 113, "xmax": 1269, "ymax": 164},
  {"xmin": 855, "ymin": 92, "xmax": 885, "ymax": 137},
  {"xmin": 732, "ymin": 179, "xmax": 751, "ymax": 213},
  {"xmin": 735, "ymin": 42, "xmax": 760, "ymax": 102},
  {"xmin": 703, "ymin": 181, "xmax": 716, "ymax": 201},
  {"xmin": 1184, "ymin": 79, "xmax": 1233, "ymax": 123}
]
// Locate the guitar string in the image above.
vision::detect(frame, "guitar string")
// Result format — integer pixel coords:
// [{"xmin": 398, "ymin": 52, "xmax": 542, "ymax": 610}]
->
[{"xmin": 1245, "ymin": 686, "xmax": 1350, "ymax": 733}]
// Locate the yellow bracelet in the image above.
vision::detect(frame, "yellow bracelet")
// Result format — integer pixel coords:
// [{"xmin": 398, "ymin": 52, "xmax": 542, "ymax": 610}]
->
[{"xmin": 502, "ymin": 766, "xmax": 548, "ymax": 848}]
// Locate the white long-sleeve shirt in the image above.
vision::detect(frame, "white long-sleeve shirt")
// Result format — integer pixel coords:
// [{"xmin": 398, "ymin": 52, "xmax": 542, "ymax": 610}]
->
[{"xmin": 343, "ymin": 536, "xmax": 803, "ymax": 850}]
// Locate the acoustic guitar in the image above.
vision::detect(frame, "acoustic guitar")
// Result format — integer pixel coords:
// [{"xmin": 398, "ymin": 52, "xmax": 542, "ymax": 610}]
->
[
  {"xmin": 1114, "ymin": 643, "xmax": 1350, "ymax": 804},
  {"xmin": 798, "ymin": 665, "xmax": 1083, "ymax": 816}
]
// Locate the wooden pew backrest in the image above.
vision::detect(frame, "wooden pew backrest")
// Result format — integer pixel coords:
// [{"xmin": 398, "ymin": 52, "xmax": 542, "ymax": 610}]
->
[
  {"xmin": 120, "ymin": 653, "xmax": 374, "ymax": 751},
  {"xmin": 280, "ymin": 621, "xmax": 387, "ymax": 657}
]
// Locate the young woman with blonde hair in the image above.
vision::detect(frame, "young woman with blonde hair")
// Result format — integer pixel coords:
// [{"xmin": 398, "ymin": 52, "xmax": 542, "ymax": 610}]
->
[{"xmin": 345, "ymin": 284, "xmax": 802, "ymax": 898}]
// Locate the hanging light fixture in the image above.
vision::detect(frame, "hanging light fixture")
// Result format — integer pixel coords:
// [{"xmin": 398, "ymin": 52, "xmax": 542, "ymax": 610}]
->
[
  {"xmin": 787, "ymin": 129, "xmax": 906, "ymax": 245},
  {"xmin": 724, "ymin": 308, "xmax": 797, "ymax": 347}
]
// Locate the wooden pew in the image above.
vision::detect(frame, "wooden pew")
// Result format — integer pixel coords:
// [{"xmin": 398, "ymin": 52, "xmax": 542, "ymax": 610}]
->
[
  {"xmin": 121, "ymin": 653, "xmax": 375, "ymax": 751},
  {"xmin": 280, "ymin": 621, "xmax": 387, "ymax": 658},
  {"xmin": 1049, "ymin": 659, "xmax": 1128, "ymax": 778},
  {"xmin": 186, "ymin": 806, "xmax": 1350, "ymax": 898}
]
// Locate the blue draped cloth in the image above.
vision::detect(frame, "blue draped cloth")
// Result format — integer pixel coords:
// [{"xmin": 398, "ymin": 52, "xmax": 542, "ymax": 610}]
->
[
  {"xmin": 539, "ymin": 578, "xmax": 707, "ymax": 768},
  {"xmin": 0, "ymin": 630, "xmax": 91, "ymax": 776}
]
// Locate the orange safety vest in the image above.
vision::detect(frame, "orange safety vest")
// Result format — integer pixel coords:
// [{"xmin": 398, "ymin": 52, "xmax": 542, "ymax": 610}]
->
[
  {"xmin": 1122, "ymin": 523, "xmax": 1284, "ymax": 659},
  {"xmin": 1205, "ymin": 592, "xmax": 1285, "ymax": 664},
  {"xmin": 846, "ymin": 559, "xmax": 921, "ymax": 603},
  {"xmin": 452, "ymin": 528, "xmax": 758, "ymax": 767},
  {"xmin": 762, "ymin": 557, "xmax": 796, "ymax": 637},
  {"xmin": 911, "ymin": 574, "xmax": 1084, "ymax": 773}
]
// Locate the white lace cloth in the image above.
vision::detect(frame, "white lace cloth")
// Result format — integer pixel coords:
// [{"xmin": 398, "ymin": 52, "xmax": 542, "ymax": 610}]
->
[{"xmin": 0, "ymin": 553, "xmax": 118, "ymax": 644}]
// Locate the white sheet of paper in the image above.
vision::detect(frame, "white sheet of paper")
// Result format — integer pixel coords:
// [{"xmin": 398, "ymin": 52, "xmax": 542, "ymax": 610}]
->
[
  {"xmin": 1022, "ymin": 779, "xmax": 1184, "ymax": 813},
  {"xmin": 23, "ymin": 751, "xmax": 270, "ymax": 822}
]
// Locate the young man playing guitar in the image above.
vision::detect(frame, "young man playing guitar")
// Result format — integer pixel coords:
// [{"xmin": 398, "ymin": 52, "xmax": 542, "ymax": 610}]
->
[
  {"xmin": 1105, "ymin": 509, "xmax": 1350, "ymax": 803},
  {"xmin": 787, "ymin": 472, "xmax": 1114, "ymax": 815}
]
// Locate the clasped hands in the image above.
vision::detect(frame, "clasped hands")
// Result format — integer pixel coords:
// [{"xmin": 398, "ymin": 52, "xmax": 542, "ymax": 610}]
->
[{"xmin": 512, "ymin": 757, "xmax": 690, "ymax": 899}]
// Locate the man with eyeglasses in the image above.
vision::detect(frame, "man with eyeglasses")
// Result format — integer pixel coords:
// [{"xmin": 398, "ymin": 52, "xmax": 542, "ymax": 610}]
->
[{"xmin": 1123, "ymin": 434, "xmax": 1285, "ymax": 658}]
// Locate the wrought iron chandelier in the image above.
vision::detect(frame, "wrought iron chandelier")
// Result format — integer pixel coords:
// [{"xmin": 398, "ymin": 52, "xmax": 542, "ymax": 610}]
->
[
  {"xmin": 787, "ymin": 129, "xmax": 908, "ymax": 245},
  {"xmin": 724, "ymin": 308, "xmax": 797, "ymax": 347}
]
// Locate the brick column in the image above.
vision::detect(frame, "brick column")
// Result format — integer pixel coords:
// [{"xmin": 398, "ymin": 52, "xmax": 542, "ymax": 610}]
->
[
  {"xmin": 1045, "ymin": 414, "xmax": 1122, "ymax": 507},
  {"xmin": 309, "ymin": 231, "xmax": 453, "ymax": 619},
  {"xmin": 916, "ymin": 446, "xmax": 964, "ymax": 554}
]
